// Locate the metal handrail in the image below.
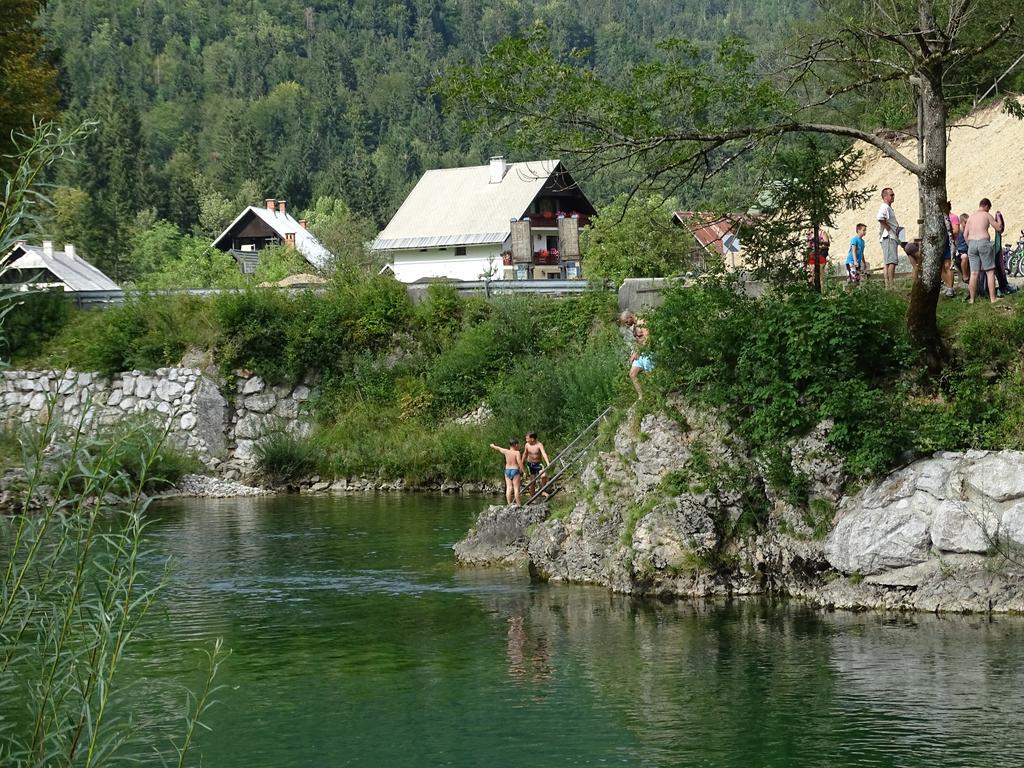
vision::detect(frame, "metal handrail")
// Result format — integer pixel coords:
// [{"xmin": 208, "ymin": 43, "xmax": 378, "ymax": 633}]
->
[{"xmin": 524, "ymin": 406, "xmax": 613, "ymax": 505}]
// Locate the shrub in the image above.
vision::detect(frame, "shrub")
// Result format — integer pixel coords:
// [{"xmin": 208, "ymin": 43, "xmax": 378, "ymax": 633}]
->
[
  {"xmin": 345, "ymin": 274, "xmax": 412, "ymax": 350},
  {"xmin": 487, "ymin": 328, "xmax": 626, "ymax": 438},
  {"xmin": 79, "ymin": 296, "xmax": 219, "ymax": 376},
  {"xmin": 255, "ymin": 431, "xmax": 317, "ymax": 484},
  {"xmin": 0, "ymin": 290, "xmax": 69, "ymax": 363},
  {"xmin": 653, "ymin": 282, "xmax": 916, "ymax": 477},
  {"xmin": 415, "ymin": 283, "xmax": 464, "ymax": 351},
  {"xmin": 215, "ymin": 289, "xmax": 295, "ymax": 381},
  {"xmin": 252, "ymin": 244, "xmax": 309, "ymax": 284},
  {"xmin": 286, "ymin": 289, "xmax": 355, "ymax": 376}
]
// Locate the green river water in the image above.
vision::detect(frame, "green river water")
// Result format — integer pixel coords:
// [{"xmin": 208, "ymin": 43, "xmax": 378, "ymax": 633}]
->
[{"xmin": 126, "ymin": 493, "xmax": 1024, "ymax": 767}]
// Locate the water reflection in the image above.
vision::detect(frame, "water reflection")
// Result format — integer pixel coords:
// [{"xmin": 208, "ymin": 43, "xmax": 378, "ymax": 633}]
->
[{"xmin": 121, "ymin": 496, "xmax": 1024, "ymax": 768}]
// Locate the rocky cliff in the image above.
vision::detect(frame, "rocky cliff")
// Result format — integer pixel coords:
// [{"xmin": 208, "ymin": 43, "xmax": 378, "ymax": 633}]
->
[{"xmin": 455, "ymin": 403, "xmax": 1024, "ymax": 613}]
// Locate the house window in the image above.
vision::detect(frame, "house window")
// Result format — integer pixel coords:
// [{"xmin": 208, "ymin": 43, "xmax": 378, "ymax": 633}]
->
[{"xmin": 455, "ymin": 246, "xmax": 467, "ymax": 256}]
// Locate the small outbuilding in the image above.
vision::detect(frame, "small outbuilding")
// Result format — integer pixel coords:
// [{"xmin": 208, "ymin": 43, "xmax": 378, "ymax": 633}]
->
[
  {"xmin": 211, "ymin": 198, "xmax": 334, "ymax": 274},
  {"xmin": 671, "ymin": 211, "xmax": 749, "ymax": 270},
  {"xmin": 3, "ymin": 241, "xmax": 119, "ymax": 292}
]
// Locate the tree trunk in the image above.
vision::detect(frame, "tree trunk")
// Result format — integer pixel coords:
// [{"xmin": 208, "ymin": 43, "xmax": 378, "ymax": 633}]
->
[{"xmin": 906, "ymin": 69, "xmax": 948, "ymax": 372}]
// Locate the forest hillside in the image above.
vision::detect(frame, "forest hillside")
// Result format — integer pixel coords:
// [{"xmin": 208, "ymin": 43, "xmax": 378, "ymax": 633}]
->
[{"xmin": 36, "ymin": 1, "xmax": 811, "ymax": 260}]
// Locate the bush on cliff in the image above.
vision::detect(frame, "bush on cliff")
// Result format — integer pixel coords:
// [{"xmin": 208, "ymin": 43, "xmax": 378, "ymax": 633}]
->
[
  {"xmin": 652, "ymin": 279, "xmax": 1024, "ymax": 479},
  {"xmin": 214, "ymin": 274, "xmax": 412, "ymax": 382},
  {"xmin": 67, "ymin": 296, "xmax": 217, "ymax": 376}
]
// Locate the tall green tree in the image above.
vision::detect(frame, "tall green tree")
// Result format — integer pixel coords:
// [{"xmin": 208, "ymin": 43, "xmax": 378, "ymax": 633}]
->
[
  {"xmin": 442, "ymin": 1, "xmax": 1022, "ymax": 370},
  {"xmin": 0, "ymin": 0, "xmax": 59, "ymax": 162},
  {"xmin": 580, "ymin": 194, "xmax": 695, "ymax": 285}
]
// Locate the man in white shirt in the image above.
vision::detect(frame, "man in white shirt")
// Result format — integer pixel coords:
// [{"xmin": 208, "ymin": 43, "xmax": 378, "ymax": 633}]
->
[{"xmin": 877, "ymin": 187, "xmax": 900, "ymax": 288}]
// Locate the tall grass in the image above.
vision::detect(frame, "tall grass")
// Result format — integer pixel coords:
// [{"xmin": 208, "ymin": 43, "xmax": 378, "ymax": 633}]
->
[
  {"xmin": 0, "ymin": 398, "xmax": 225, "ymax": 766},
  {"xmin": 0, "ymin": 122, "xmax": 225, "ymax": 766},
  {"xmin": 255, "ymin": 430, "xmax": 318, "ymax": 484}
]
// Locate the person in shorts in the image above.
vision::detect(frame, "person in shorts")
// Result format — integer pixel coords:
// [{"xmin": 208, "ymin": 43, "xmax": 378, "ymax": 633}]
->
[
  {"xmin": 942, "ymin": 201, "xmax": 957, "ymax": 297},
  {"xmin": 620, "ymin": 310, "xmax": 653, "ymax": 399},
  {"xmin": 846, "ymin": 224, "xmax": 866, "ymax": 284},
  {"xmin": 522, "ymin": 432, "xmax": 551, "ymax": 498},
  {"xmin": 490, "ymin": 438, "xmax": 525, "ymax": 506},
  {"xmin": 806, "ymin": 226, "xmax": 830, "ymax": 290},
  {"xmin": 957, "ymin": 211, "xmax": 970, "ymax": 284},
  {"xmin": 964, "ymin": 198, "xmax": 1004, "ymax": 304},
  {"xmin": 877, "ymin": 188, "xmax": 901, "ymax": 288}
]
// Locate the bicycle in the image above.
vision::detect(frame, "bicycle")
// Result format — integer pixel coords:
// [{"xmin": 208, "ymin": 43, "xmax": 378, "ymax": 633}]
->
[{"xmin": 1005, "ymin": 230, "xmax": 1024, "ymax": 277}]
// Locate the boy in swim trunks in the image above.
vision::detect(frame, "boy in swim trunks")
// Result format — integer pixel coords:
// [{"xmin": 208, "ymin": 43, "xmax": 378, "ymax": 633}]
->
[
  {"xmin": 522, "ymin": 432, "xmax": 551, "ymax": 498},
  {"xmin": 490, "ymin": 438, "xmax": 525, "ymax": 506},
  {"xmin": 846, "ymin": 224, "xmax": 866, "ymax": 284}
]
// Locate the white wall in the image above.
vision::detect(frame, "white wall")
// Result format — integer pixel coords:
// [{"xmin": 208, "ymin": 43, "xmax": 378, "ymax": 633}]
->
[{"xmin": 391, "ymin": 244, "xmax": 504, "ymax": 283}]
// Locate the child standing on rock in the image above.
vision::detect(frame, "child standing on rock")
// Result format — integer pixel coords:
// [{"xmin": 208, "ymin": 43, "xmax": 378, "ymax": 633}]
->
[{"xmin": 490, "ymin": 438, "xmax": 525, "ymax": 506}]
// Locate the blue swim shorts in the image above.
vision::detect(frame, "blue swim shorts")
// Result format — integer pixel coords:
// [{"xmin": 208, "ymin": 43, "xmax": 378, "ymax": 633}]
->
[
  {"xmin": 504, "ymin": 468, "xmax": 521, "ymax": 479},
  {"xmin": 631, "ymin": 355, "xmax": 654, "ymax": 372}
]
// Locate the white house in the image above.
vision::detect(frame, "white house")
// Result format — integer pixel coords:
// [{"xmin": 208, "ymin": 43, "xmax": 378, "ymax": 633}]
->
[
  {"xmin": 372, "ymin": 157, "xmax": 596, "ymax": 283},
  {"xmin": 3, "ymin": 241, "xmax": 119, "ymax": 291},
  {"xmin": 211, "ymin": 198, "xmax": 334, "ymax": 273}
]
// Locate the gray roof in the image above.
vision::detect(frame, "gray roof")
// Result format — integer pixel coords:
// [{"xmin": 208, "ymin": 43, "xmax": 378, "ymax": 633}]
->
[
  {"xmin": 372, "ymin": 160, "xmax": 560, "ymax": 251},
  {"xmin": 6, "ymin": 243, "xmax": 120, "ymax": 291},
  {"xmin": 212, "ymin": 206, "xmax": 334, "ymax": 270}
]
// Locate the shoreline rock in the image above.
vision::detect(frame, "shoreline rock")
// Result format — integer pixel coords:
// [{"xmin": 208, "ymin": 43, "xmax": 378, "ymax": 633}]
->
[
  {"xmin": 454, "ymin": 404, "xmax": 1024, "ymax": 615},
  {"xmin": 155, "ymin": 474, "xmax": 273, "ymax": 499},
  {"xmin": 454, "ymin": 503, "xmax": 550, "ymax": 565}
]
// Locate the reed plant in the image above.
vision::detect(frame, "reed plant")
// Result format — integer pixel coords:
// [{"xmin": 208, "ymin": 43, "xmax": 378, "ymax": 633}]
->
[
  {"xmin": 0, "ymin": 122, "xmax": 225, "ymax": 767},
  {"xmin": 0, "ymin": 396, "xmax": 226, "ymax": 766}
]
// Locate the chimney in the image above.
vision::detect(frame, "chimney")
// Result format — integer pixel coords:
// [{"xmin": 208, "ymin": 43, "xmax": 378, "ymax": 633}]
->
[
  {"xmin": 298, "ymin": 219, "xmax": 307, "ymax": 229},
  {"xmin": 42, "ymin": 240, "xmax": 53, "ymax": 257},
  {"xmin": 65, "ymin": 243, "xmax": 76, "ymax": 259},
  {"xmin": 278, "ymin": 199, "xmax": 287, "ymax": 216},
  {"xmin": 489, "ymin": 156, "xmax": 508, "ymax": 184},
  {"xmin": 265, "ymin": 198, "xmax": 276, "ymax": 211}
]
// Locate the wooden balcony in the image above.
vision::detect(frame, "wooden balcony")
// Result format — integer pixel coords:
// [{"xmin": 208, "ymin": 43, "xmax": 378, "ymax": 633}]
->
[{"xmin": 526, "ymin": 212, "xmax": 591, "ymax": 229}]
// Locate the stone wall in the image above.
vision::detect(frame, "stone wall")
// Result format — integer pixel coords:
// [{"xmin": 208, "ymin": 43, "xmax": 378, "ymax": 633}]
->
[
  {"xmin": 0, "ymin": 368, "xmax": 313, "ymax": 471},
  {"xmin": 228, "ymin": 373, "xmax": 312, "ymax": 464}
]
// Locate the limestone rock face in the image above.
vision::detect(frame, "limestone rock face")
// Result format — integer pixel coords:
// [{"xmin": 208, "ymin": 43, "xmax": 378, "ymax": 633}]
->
[
  {"xmin": 929, "ymin": 500, "xmax": 998, "ymax": 553},
  {"xmin": 1000, "ymin": 502, "xmax": 1024, "ymax": 547},
  {"xmin": 790, "ymin": 420, "xmax": 845, "ymax": 502},
  {"xmin": 156, "ymin": 380, "xmax": 184, "ymax": 402},
  {"xmin": 192, "ymin": 376, "xmax": 227, "ymax": 458},
  {"xmin": 825, "ymin": 508, "xmax": 931, "ymax": 575},
  {"xmin": 631, "ymin": 412, "xmax": 690, "ymax": 494},
  {"xmin": 825, "ymin": 451, "xmax": 1024, "ymax": 575},
  {"xmin": 241, "ymin": 376, "xmax": 265, "ymax": 395},
  {"xmin": 453, "ymin": 504, "xmax": 550, "ymax": 566},
  {"xmin": 965, "ymin": 452, "xmax": 1024, "ymax": 501},
  {"xmin": 629, "ymin": 497, "xmax": 717, "ymax": 576},
  {"xmin": 520, "ymin": 401, "xmax": 743, "ymax": 596}
]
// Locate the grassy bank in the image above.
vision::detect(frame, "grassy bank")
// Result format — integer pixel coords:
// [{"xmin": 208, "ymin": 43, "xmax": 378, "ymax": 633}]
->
[
  {"xmin": 12, "ymin": 272, "xmax": 1024, "ymax": 493},
  {"xmin": 11, "ymin": 276, "xmax": 628, "ymax": 484}
]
